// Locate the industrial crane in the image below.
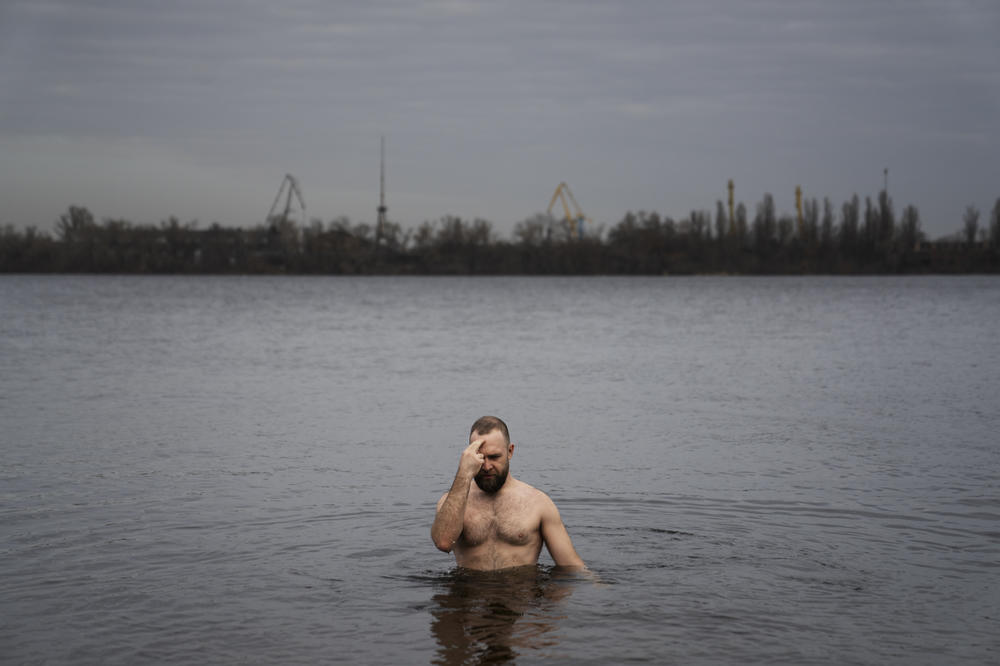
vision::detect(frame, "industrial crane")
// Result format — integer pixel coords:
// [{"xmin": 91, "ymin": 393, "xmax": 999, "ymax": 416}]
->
[
  {"xmin": 547, "ymin": 182, "xmax": 590, "ymax": 240},
  {"xmin": 266, "ymin": 174, "xmax": 306, "ymax": 228}
]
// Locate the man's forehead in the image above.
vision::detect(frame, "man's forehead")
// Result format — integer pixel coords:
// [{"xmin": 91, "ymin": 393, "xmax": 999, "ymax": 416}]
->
[
  {"xmin": 480, "ymin": 440, "xmax": 509, "ymax": 454},
  {"xmin": 471, "ymin": 429, "xmax": 507, "ymax": 447}
]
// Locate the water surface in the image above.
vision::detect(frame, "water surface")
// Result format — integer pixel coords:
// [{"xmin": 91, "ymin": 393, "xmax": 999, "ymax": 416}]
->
[{"xmin": 1, "ymin": 275, "xmax": 998, "ymax": 664}]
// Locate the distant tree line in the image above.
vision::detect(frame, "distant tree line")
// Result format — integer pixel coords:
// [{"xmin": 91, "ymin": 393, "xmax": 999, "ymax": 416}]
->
[{"xmin": 2, "ymin": 193, "xmax": 999, "ymax": 275}]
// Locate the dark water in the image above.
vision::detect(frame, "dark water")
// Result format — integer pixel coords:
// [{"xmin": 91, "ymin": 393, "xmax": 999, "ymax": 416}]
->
[{"xmin": 1, "ymin": 275, "xmax": 998, "ymax": 664}]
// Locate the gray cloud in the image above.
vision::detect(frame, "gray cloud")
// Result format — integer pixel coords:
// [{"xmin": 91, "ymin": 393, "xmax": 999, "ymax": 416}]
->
[{"xmin": 1, "ymin": 0, "xmax": 997, "ymax": 235}]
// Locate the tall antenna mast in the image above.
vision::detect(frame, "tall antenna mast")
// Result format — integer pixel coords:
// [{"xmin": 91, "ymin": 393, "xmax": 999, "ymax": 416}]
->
[
  {"xmin": 374, "ymin": 135, "xmax": 387, "ymax": 252},
  {"xmin": 380, "ymin": 136, "xmax": 387, "ymax": 214}
]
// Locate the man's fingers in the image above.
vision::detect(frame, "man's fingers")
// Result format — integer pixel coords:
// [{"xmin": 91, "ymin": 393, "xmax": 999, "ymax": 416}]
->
[{"xmin": 464, "ymin": 440, "xmax": 486, "ymax": 469}]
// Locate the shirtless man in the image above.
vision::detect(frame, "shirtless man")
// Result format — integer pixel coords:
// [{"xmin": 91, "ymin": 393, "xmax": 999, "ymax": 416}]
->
[{"xmin": 431, "ymin": 416, "xmax": 585, "ymax": 571}]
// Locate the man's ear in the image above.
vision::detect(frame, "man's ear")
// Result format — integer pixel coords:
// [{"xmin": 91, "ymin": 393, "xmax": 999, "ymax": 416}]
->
[{"xmin": 508, "ymin": 443, "xmax": 515, "ymax": 458}]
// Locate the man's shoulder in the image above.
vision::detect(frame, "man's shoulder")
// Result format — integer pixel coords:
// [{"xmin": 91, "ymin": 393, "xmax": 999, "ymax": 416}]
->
[{"xmin": 508, "ymin": 479, "xmax": 556, "ymax": 506}]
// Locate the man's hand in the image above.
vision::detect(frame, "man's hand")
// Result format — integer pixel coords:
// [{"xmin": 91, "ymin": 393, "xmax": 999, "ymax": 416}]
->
[
  {"xmin": 432, "ymin": 438, "xmax": 486, "ymax": 553},
  {"xmin": 459, "ymin": 439, "xmax": 485, "ymax": 477}
]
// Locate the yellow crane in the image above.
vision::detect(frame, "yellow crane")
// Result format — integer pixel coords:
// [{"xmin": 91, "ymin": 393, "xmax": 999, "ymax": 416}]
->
[{"xmin": 547, "ymin": 182, "xmax": 590, "ymax": 239}]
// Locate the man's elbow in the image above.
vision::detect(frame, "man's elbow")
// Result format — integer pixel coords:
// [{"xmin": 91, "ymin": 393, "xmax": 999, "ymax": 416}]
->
[{"xmin": 431, "ymin": 528, "xmax": 454, "ymax": 552}]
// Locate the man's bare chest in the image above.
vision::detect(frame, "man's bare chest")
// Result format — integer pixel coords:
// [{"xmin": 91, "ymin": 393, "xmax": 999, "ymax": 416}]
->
[{"xmin": 461, "ymin": 495, "xmax": 539, "ymax": 547}]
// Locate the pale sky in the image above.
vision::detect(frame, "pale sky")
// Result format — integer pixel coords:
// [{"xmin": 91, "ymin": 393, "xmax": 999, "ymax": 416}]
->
[{"xmin": 1, "ymin": 0, "xmax": 997, "ymax": 239}]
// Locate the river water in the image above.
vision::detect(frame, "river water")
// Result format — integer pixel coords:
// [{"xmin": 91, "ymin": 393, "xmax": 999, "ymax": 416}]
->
[{"xmin": 1, "ymin": 275, "xmax": 998, "ymax": 664}]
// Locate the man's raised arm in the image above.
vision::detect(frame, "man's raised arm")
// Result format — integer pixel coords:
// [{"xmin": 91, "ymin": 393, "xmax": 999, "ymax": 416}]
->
[{"xmin": 431, "ymin": 440, "xmax": 484, "ymax": 552}]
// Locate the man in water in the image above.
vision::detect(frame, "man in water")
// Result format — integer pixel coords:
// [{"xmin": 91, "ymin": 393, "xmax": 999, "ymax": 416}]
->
[{"xmin": 431, "ymin": 416, "xmax": 585, "ymax": 571}]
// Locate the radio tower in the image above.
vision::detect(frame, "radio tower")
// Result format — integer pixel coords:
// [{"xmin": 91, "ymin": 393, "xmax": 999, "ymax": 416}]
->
[{"xmin": 374, "ymin": 136, "xmax": 387, "ymax": 254}]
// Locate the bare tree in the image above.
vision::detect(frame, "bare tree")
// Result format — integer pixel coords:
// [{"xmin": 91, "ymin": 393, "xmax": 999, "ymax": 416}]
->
[
  {"xmin": 990, "ymin": 199, "xmax": 1000, "ymax": 249},
  {"xmin": 878, "ymin": 190, "xmax": 895, "ymax": 243},
  {"xmin": 777, "ymin": 215, "xmax": 794, "ymax": 246},
  {"xmin": 898, "ymin": 205, "xmax": 922, "ymax": 250},
  {"xmin": 802, "ymin": 197, "xmax": 819, "ymax": 246},
  {"xmin": 820, "ymin": 197, "xmax": 835, "ymax": 250},
  {"xmin": 753, "ymin": 193, "xmax": 776, "ymax": 252},
  {"xmin": 689, "ymin": 210, "xmax": 710, "ymax": 241},
  {"xmin": 734, "ymin": 202, "xmax": 747, "ymax": 246},
  {"xmin": 963, "ymin": 206, "xmax": 980, "ymax": 246},
  {"xmin": 56, "ymin": 206, "xmax": 95, "ymax": 242},
  {"xmin": 514, "ymin": 214, "xmax": 549, "ymax": 247},
  {"xmin": 840, "ymin": 194, "xmax": 859, "ymax": 256},
  {"xmin": 863, "ymin": 196, "xmax": 878, "ymax": 249},
  {"xmin": 715, "ymin": 200, "xmax": 727, "ymax": 242}
]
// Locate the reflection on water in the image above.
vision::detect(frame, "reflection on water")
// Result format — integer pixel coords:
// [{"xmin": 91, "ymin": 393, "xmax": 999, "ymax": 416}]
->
[{"xmin": 430, "ymin": 565, "xmax": 579, "ymax": 664}]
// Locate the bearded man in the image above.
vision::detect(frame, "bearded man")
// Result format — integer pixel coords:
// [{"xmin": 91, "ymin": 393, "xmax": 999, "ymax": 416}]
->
[{"xmin": 431, "ymin": 416, "xmax": 585, "ymax": 571}]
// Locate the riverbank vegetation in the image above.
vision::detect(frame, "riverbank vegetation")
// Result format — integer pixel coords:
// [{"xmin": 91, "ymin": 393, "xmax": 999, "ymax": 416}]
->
[{"xmin": 2, "ymin": 192, "xmax": 999, "ymax": 274}]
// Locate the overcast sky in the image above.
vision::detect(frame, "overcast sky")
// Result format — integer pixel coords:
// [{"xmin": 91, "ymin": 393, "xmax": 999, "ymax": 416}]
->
[{"xmin": 1, "ymin": 0, "xmax": 997, "ymax": 239}]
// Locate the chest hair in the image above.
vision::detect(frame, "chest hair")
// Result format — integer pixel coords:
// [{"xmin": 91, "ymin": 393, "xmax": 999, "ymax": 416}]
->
[{"xmin": 462, "ymin": 492, "xmax": 537, "ymax": 547}]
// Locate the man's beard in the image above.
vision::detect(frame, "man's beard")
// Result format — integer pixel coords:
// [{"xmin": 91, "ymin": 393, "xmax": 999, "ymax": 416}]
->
[{"xmin": 474, "ymin": 466, "xmax": 508, "ymax": 494}]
